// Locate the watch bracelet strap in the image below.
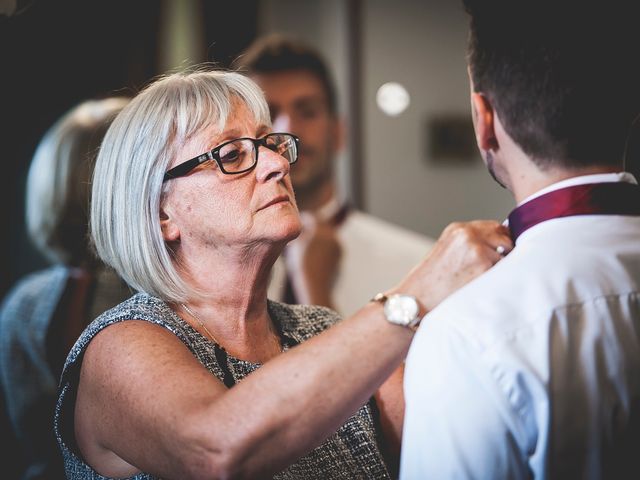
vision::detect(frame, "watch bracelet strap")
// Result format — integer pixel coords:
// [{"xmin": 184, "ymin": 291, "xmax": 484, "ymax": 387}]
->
[
  {"xmin": 371, "ymin": 292, "xmax": 388, "ymax": 303},
  {"xmin": 370, "ymin": 292, "xmax": 422, "ymax": 330}
]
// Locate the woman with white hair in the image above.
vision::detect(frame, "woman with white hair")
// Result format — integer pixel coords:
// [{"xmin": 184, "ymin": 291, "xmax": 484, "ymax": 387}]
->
[
  {"xmin": 54, "ymin": 68, "xmax": 511, "ymax": 479},
  {"xmin": 0, "ymin": 97, "xmax": 132, "ymax": 479}
]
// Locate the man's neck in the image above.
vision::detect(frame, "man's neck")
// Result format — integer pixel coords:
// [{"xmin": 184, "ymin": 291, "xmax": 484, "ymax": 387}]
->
[
  {"xmin": 296, "ymin": 180, "xmax": 336, "ymax": 212},
  {"xmin": 488, "ymin": 113, "xmax": 623, "ymax": 204}
]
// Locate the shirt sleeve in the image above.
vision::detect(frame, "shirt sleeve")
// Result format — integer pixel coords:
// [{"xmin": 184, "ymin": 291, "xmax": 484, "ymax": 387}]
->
[{"xmin": 400, "ymin": 315, "xmax": 532, "ymax": 480}]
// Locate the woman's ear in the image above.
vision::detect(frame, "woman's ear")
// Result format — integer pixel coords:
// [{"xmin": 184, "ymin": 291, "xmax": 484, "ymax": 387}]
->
[
  {"xmin": 471, "ymin": 92, "xmax": 499, "ymax": 152},
  {"xmin": 160, "ymin": 204, "xmax": 180, "ymax": 242}
]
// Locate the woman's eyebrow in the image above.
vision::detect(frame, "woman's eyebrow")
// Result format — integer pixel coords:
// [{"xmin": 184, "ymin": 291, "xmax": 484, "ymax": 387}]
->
[{"xmin": 218, "ymin": 128, "xmax": 242, "ymax": 140}]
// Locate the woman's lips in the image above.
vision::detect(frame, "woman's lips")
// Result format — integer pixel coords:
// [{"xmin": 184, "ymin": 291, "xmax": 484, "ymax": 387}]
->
[{"xmin": 259, "ymin": 195, "xmax": 290, "ymax": 211}]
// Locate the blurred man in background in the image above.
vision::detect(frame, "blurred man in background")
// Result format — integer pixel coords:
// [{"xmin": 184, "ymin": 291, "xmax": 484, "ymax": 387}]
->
[{"xmin": 236, "ymin": 34, "xmax": 434, "ymax": 317}]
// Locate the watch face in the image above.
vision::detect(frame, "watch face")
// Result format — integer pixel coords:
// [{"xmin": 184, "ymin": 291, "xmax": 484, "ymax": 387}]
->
[{"xmin": 384, "ymin": 294, "xmax": 419, "ymax": 325}]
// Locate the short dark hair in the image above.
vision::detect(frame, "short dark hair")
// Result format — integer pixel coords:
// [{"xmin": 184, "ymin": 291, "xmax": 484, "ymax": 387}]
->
[
  {"xmin": 463, "ymin": 0, "xmax": 640, "ymax": 169},
  {"xmin": 233, "ymin": 34, "xmax": 338, "ymax": 115}
]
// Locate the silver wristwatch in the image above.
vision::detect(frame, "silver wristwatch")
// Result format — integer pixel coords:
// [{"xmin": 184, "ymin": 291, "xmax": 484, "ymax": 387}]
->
[{"xmin": 371, "ymin": 293, "xmax": 423, "ymax": 330}]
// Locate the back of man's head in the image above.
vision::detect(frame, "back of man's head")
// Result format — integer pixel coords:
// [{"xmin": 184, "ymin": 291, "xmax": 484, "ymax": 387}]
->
[
  {"xmin": 463, "ymin": 0, "xmax": 640, "ymax": 170},
  {"xmin": 233, "ymin": 34, "xmax": 338, "ymax": 116}
]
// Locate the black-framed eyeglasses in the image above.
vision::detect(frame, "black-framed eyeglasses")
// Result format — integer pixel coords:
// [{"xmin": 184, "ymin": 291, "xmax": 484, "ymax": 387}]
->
[{"xmin": 163, "ymin": 132, "xmax": 300, "ymax": 182}]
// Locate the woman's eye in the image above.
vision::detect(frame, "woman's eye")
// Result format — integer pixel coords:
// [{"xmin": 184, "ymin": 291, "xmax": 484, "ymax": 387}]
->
[{"xmin": 219, "ymin": 149, "xmax": 241, "ymax": 163}]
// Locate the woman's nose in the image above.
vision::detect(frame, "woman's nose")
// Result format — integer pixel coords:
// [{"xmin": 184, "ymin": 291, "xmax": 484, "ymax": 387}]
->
[{"xmin": 254, "ymin": 145, "xmax": 290, "ymax": 183}]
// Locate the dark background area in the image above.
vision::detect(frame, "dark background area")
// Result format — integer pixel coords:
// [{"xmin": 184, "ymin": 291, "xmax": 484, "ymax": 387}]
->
[
  {"xmin": 0, "ymin": 1, "xmax": 258, "ymax": 476},
  {"xmin": 0, "ymin": 0, "xmax": 258, "ymax": 299}
]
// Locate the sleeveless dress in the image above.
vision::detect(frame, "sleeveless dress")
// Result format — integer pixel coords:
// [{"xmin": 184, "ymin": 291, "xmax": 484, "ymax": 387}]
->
[{"xmin": 54, "ymin": 293, "xmax": 391, "ymax": 479}]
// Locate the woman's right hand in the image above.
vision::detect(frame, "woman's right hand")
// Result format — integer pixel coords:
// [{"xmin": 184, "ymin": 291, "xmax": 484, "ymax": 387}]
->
[{"xmin": 393, "ymin": 220, "xmax": 512, "ymax": 313}]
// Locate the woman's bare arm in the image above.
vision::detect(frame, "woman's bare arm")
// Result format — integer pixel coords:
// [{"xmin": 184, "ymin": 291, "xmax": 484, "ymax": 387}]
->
[
  {"xmin": 374, "ymin": 364, "xmax": 405, "ymax": 478},
  {"xmin": 74, "ymin": 220, "xmax": 512, "ymax": 479}
]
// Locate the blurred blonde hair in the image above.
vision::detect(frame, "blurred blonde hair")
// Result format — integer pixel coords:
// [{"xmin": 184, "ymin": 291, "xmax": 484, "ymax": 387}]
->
[
  {"xmin": 90, "ymin": 68, "xmax": 271, "ymax": 303},
  {"xmin": 26, "ymin": 97, "xmax": 130, "ymax": 265}
]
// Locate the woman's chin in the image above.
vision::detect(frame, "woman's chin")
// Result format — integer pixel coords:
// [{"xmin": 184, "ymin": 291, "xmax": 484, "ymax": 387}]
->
[
  {"xmin": 280, "ymin": 221, "xmax": 302, "ymax": 243},
  {"xmin": 288, "ymin": 224, "xmax": 303, "ymax": 242},
  {"xmin": 259, "ymin": 220, "xmax": 301, "ymax": 248},
  {"xmin": 277, "ymin": 210, "xmax": 302, "ymax": 240}
]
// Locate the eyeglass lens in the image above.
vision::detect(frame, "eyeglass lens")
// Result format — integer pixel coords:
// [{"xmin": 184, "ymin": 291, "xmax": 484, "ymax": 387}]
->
[
  {"xmin": 219, "ymin": 140, "xmax": 255, "ymax": 173},
  {"xmin": 219, "ymin": 134, "xmax": 296, "ymax": 173},
  {"xmin": 265, "ymin": 134, "xmax": 297, "ymax": 164}
]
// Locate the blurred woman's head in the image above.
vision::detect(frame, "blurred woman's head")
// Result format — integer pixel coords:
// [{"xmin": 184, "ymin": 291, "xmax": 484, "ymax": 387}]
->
[{"xmin": 26, "ymin": 97, "xmax": 129, "ymax": 266}]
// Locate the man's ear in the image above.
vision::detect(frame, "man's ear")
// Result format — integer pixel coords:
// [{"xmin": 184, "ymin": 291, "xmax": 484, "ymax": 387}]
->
[
  {"xmin": 160, "ymin": 205, "xmax": 180, "ymax": 242},
  {"xmin": 471, "ymin": 92, "xmax": 499, "ymax": 152}
]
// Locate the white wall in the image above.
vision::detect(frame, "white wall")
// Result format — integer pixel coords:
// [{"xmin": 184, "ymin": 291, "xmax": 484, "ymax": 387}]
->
[
  {"xmin": 260, "ymin": 0, "xmax": 514, "ymax": 238},
  {"xmin": 362, "ymin": 0, "xmax": 512, "ymax": 237}
]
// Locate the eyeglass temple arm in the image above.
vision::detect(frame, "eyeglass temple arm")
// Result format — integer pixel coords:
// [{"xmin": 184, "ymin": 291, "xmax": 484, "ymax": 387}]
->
[{"xmin": 163, "ymin": 152, "xmax": 213, "ymax": 182}]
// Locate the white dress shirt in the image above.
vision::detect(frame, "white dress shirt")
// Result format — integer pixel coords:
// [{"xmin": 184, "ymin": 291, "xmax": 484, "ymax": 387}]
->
[{"xmin": 401, "ymin": 173, "xmax": 640, "ymax": 479}]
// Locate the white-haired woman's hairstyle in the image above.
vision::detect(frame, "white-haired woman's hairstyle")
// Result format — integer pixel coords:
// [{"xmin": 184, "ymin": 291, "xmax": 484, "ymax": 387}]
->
[
  {"xmin": 90, "ymin": 68, "xmax": 271, "ymax": 303},
  {"xmin": 26, "ymin": 97, "xmax": 130, "ymax": 265}
]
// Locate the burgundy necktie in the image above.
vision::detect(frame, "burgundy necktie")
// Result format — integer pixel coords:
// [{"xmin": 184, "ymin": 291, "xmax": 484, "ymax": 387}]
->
[
  {"xmin": 282, "ymin": 203, "xmax": 351, "ymax": 304},
  {"xmin": 508, "ymin": 182, "xmax": 640, "ymax": 243}
]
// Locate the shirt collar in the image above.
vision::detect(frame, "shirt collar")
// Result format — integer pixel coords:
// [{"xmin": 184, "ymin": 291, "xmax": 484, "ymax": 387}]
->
[
  {"xmin": 312, "ymin": 192, "xmax": 347, "ymax": 223},
  {"xmin": 517, "ymin": 172, "xmax": 637, "ymax": 207}
]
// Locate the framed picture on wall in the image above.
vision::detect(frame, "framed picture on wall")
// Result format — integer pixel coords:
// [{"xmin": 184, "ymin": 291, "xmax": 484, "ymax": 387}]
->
[{"xmin": 426, "ymin": 114, "xmax": 476, "ymax": 163}]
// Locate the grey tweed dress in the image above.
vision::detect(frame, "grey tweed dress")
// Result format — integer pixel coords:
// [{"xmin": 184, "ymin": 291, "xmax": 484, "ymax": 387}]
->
[{"xmin": 54, "ymin": 293, "xmax": 391, "ymax": 479}]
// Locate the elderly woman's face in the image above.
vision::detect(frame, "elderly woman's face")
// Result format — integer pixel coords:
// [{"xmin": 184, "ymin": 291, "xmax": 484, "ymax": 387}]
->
[{"xmin": 160, "ymin": 101, "xmax": 301, "ymax": 254}]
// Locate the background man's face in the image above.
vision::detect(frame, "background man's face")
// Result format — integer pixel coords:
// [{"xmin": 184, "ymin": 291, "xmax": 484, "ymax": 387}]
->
[{"xmin": 251, "ymin": 70, "xmax": 339, "ymax": 198}]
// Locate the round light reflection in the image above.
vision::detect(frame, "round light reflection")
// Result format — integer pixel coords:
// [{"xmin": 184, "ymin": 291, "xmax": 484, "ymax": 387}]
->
[{"xmin": 376, "ymin": 82, "xmax": 410, "ymax": 117}]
